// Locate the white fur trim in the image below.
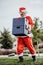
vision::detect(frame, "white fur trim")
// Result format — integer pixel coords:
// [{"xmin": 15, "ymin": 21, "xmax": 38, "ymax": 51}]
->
[
  {"xmin": 32, "ymin": 54, "xmax": 36, "ymax": 56},
  {"xmin": 21, "ymin": 10, "xmax": 26, "ymax": 12},
  {"xmin": 18, "ymin": 53, "xmax": 23, "ymax": 56}
]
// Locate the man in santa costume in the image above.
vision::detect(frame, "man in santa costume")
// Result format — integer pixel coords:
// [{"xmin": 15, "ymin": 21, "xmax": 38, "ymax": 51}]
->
[{"xmin": 16, "ymin": 7, "xmax": 36, "ymax": 62}]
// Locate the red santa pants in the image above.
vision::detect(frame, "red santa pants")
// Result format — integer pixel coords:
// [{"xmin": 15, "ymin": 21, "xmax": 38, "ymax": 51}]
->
[{"xmin": 17, "ymin": 36, "xmax": 36, "ymax": 55}]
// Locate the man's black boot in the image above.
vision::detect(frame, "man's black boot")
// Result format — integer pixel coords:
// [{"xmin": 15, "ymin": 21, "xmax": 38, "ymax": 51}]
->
[
  {"xmin": 18, "ymin": 56, "xmax": 24, "ymax": 62},
  {"xmin": 32, "ymin": 55, "xmax": 37, "ymax": 62}
]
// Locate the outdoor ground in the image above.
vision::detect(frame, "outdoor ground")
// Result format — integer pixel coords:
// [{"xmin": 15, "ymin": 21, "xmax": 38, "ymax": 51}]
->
[{"xmin": 0, "ymin": 56, "xmax": 43, "ymax": 65}]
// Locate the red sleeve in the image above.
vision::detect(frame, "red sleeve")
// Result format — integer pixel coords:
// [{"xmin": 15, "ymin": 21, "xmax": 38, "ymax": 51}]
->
[{"xmin": 26, "ymin": 16, "xmax": 34, "ymax": 28}]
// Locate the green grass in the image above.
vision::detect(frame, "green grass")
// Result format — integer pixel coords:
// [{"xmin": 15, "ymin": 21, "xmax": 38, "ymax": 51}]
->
[{"xmin": 0, "ymin": 56, "xmax": 43, "ymax": 65}]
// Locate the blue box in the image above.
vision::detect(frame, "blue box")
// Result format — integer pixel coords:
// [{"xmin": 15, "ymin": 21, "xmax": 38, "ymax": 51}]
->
[{"xmin": 12, "ymin": 18, "xmax": 28, "ymax": 36}]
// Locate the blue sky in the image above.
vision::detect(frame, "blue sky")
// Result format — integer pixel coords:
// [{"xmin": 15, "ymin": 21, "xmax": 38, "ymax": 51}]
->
[{"xmin": 0, "ymin": 0, "xmax": 43, "ymax": 34}]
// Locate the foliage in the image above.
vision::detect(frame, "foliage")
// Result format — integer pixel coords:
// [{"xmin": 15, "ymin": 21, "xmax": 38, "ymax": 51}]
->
[
  {"xmin": 32, "ymin": 17, "xmax": 43, "ymax": 45},
  {"xmin": 0, "ymin": 28, "xmax": 16, "ymax": 49}
]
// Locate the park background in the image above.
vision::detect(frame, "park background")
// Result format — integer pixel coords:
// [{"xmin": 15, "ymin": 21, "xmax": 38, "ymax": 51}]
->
[{"xmin": 0, "ymin": 0, "xmax": 43, "ymax": 65}]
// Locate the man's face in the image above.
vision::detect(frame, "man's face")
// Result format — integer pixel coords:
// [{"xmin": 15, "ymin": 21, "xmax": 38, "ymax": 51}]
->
[{"xmin": 19, "ymin": 11, "xmax": 26, "ymax": 17}]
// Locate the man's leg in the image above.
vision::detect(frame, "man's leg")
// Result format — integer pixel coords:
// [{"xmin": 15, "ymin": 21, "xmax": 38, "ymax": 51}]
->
[
  {"xmin": 23, "ymin": 37, "xmax": 36, "ymax": 62},
  {"xmin": 17, "ymin": 37, "xmax": 24, "ymax": 62}
]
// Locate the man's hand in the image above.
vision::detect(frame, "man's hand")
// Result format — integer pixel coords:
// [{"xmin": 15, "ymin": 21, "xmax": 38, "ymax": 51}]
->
[{"xmin": 25, "ymin": 24, "xmax": 31, "ymax": 31}]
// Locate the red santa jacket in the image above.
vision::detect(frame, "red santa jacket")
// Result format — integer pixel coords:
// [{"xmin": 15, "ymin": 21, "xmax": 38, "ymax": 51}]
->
[{"xmin": 26, "ymin": 16, "xmax": 34, "ymax": 29}]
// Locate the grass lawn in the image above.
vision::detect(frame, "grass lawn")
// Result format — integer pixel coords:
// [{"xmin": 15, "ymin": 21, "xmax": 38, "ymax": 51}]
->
[{"xmin": 0, "ymin": 56, "xmax": 43, "ymax": 65}]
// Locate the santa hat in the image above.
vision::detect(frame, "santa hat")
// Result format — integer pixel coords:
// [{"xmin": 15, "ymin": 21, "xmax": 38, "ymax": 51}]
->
[{"xmin": 19, "ymin": 7, "xmax": 26, "ymax": 13}]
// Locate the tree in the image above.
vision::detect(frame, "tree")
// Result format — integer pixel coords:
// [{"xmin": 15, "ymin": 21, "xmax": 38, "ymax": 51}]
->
[
  {"xmin": 0, "ymin": 28, "xmax": 16, "ymax": 49},
  {"xmin": 32, "ymin": 17, "xmax": 43, "ymax": 45}
]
